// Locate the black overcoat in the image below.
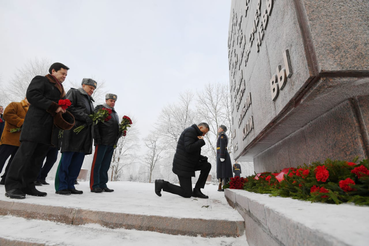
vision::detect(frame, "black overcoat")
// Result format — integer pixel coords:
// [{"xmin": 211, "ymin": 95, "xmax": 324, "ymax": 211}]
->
[
  {"xmin": 172, "ymin": 124, "xmax": 206, "ymax": 177},
  {"xmin": 93, "ymin": 104, "xmax": 121, "ymax": 147},
  {"xmin": 216, "ymin": 132, "xmax": 233, "ymax": 179},
  {"xmin": 20, "ymin": 75, "xmax": 65, "ymax": 146},
  {"xmin": 61, "ymin": 88, "xmax": 94, "ymax": 154}
]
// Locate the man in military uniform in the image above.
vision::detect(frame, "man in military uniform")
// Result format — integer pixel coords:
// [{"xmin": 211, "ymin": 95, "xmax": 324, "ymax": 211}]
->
[
  {"xmin": 90, "ymin": 93, "xmax": 121, "ymax": 193},
  {"xmin": 233, "ymin": 160, "xmax": 242, "ymax": 177},
  {"xmin": 216, "ymin": 125, "xmax": 233, "ymax": 191}
]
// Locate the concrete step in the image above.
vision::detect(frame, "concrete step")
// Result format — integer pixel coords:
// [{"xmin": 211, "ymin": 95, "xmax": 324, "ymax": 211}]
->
[
  {"xmin": 0, "ymin": 181, "xmax": 246, "ymax": 244},
  {"xmin": 225, "ymin": 189, "xmax": 369, "ymax": 246},
  {"xmin": 0, "ymin": 215, "xmax": 248, "ymax": 246}
]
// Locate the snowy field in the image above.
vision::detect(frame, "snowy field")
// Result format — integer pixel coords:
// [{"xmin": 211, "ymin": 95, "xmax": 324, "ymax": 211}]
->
[{"xmin": 0, "ymin": 181, "xmax": 248, "ymax": 246}]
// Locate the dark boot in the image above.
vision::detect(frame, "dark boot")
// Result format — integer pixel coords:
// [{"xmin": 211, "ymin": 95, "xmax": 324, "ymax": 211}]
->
[
  {"xmin": 155, "ymin": 179, "xmax": 166, "ymax": 197},
  {"xmin": 192, "ymin": 188, "xmax": 209, "ymax": 199},
  {"xmin": 24, "ymin": 187, "xmax": 47, "ymax": 197}
]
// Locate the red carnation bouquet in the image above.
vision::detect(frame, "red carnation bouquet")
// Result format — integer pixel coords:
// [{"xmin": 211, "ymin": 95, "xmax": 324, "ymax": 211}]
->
[
  {"xmin": 119, "ymin": 115, "xmax": 132, "ymax": 136},
  {"xmin": 74, "ymin": 107, "xmax": 112, "ymax": 134},
  {"xmin": 58, "ymin": 99, "xmax": 72, "ymax": 110}
]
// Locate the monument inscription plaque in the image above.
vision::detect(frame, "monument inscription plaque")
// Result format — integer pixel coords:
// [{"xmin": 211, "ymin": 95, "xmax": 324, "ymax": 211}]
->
[{"xmin": 229, "ymin": 0, "xmax": 369, "ymax": 172}]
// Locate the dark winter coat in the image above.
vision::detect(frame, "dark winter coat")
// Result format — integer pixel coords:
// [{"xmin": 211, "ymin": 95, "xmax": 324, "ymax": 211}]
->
[
  {"xmin": 20, "ymin": 75, "xmax": 66, "ymax": 146},
  {"xmin": 61, "ymin": 88, "xmax": 94, "ymax": 154},
  {"xmin": 172, "ymin": 124, "xmax": 206, "ymax": 177},
  {"xmin": 216, "ymin": 132, "xmax": 233, "ymax": 179},
  {"xmin": 93, "ymin": 104, "xmax": 121, "ymax": 147}
]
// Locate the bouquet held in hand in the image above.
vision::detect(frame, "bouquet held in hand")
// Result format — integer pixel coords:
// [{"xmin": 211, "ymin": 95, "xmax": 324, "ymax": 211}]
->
[
  {"xmin": 119, "ymin": 115, "xmax": 132, "ymax": 136},
  {"xmin": 74, "ymin": 108, "xmax": 112, "ymax": 134},
  {"xmin": 58, "ymin": 99, "xmax": 72, "ymax": 110}
]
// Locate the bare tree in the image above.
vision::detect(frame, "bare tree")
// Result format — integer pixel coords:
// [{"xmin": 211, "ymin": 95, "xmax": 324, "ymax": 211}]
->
[
  {"xmin": 143, "ymin": 133, "xmax": 164, "ymax": 183},
  {"xmin": 110, "ymin": 118, "xmax": 140, "ymax": 181},
  {"xmin": 156, "ymin": 91, "xmax": 196, "ymax": 151},
  {"xmin": 5, "ymin": 58, "xmax": 51, "ymax": 102},
  {"xmin": 196, "ymin": 83, "xmax": 229, "ymax": 159}
]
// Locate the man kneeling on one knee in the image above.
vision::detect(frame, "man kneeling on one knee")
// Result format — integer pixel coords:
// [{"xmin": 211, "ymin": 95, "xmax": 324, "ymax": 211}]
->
[{"xmin": 155, "ymin": 122, "xmax": 211, "ymax": 199}]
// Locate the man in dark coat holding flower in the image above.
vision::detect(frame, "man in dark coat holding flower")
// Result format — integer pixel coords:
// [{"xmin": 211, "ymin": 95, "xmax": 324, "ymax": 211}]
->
[
  {"xmin": 216, "ymin": 125, "xmax": 233, "ymax": 191},
  {"xmin": 155, "ymin": 123, "xmax": 211, "ymax": 199},
  {"xmin": 90, "ymin": 93, "xmax": 121, "ymax": 193},
  {"xmin": 5, "ymin": 62, "xmax": 69, "ymax": 199},
  {"xmin": 55, "ymin": 78, "xmax": 96, "ymax": 195}
]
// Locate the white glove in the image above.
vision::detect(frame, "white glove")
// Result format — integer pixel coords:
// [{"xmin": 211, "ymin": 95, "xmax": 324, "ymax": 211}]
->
[{"xmin": 220, "ymin": 158, "xmax": 225, "ymax": 162}]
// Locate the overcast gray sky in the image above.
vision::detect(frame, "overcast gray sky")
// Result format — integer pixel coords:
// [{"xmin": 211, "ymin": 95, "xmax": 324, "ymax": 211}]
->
[{"xmin": 0, "ymin": 0, "xmax": 231, "ymax": 139}]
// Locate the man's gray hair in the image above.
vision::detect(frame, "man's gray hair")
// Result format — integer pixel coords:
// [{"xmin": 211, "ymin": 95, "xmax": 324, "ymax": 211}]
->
[{"xmin": 198, "ymin": 122, "xmax": 210, "ymax": 130}]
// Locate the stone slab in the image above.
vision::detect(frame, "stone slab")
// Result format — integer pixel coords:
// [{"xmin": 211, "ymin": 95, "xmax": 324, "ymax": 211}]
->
[
  {"xmin": 0, "ymin": 200, "xmax": 244, "ymax": 238},
  {"xmin": 225, "ymin": 189, "xmax": 369, "ymax": 246}
]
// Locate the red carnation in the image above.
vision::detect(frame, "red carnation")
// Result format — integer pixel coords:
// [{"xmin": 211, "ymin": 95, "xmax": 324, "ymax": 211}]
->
[
  {"xmin": 315, "ymin": 166, "xmax": 329, "ymax": 182},
  {"xmin": 105, "ymin": 115, "xmax": 112, "ymax": 122},
  {"xmin": 0, "ymin": 118, "xmax": 3, "ymax": 123},
  {"xmin": 351, "ymin": 165, "xmax": 369, "ymax": 178},
  {"xmin": 229, "ymin": 176, "xmax": 246, "ymax": 189},
  {"xmin": 311, "ymin": 185, "xmax": 329, "ymax": 198},
  {"xmin": 58, "ymin": 99, "xmax": 72, "ymax": 110},
  {"xmin": 346, "ymin": 162, "xmax": 356, "ymax": 167},
  {"xmin": 302, "ymin": 169, "xmax": 309, "ymax": 178},
  {"xmin": 265, "ymin": 176, "xmax": 271, "ymax": 182},
  {"xmin": 339, "ymin": 178, "xmax": 356, "ymax": 192}
]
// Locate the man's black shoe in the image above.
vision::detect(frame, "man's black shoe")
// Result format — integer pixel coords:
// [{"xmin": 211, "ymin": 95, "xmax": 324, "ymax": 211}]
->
[
  {"xmin": 40, "ymin": 180, "xmax": 50, "ymax": 185},
  {"xmin": 69, "ymin": 189, "xmax": 83, "ymax": 194},
  {"xmin": 91, "ymin": 187, "xmax": 103, "ymax": 193},
  {"xmin": 24, "ymin": 188, "xmax": 47, "ymax": 197},
  {"xmin": 56, "ymin": 189, "xmax": 72, "ymax": 195},
  {"xmin": 103, "ymin": 187, "xmax": 114, "ymax": 192},
  {"xmin": 74, "ymin": 180, "xmax": 79, "ymax": 185},
  {"xmin": 192, "ymin": 188, "xmax": 209, "ymax": 199},
  {"xmin": 5, "ymin": 189, "xmax": 26, "ymax": 199},
  {"xmin": 34, "ymin": 180, "xmax": 42, "ymax": 186},
  {"xmin": 0, "ymin": 179, "xmax": 5, "ymax": 185},
  {"xmin": 155, "ymin": 179, "xmax": 165, "ymax": 197}
]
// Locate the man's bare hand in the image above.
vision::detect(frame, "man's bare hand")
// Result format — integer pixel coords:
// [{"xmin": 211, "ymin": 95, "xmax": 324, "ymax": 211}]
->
[
  {"xmin": 198, "ymin": 136, "xmax": 204, "ymax": 140},
  {"xmin": 56, "ymin": 107, "xmax": 66, "ymax": 114}
]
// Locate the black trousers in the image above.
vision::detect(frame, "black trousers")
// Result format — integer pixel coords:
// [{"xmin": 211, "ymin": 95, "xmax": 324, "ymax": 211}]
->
[
  {"xmin": 163, "ymin": 160, "xmax": 211, "ymax": 198},
  {"xmin": 0, "ymin": 144, "xmax": 19, "ymax": 180},
  {"xmin": 37, "ymin": 146, "xmax": 58, "ymax": 181},
  {"xmin": 5, "ymin": 142, "xmax": 49, "ymax": 192}
]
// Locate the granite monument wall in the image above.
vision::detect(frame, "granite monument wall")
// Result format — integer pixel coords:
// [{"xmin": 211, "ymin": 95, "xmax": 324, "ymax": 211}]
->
[{"xmin": 229, "ymin": 0, "xmax": 369, "ymax": 172}]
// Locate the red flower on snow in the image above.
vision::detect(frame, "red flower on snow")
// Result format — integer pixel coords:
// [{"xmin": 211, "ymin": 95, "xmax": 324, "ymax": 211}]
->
[
  {"xmin": 315, "ymin": 165, "xmax": 329, "ymax": 182},
  {"xmin": 229, "ymin": 176, "xmax": 247, "ymax": 189},
  {"xmin": 351, "ymin": 165, "xmax": 369, "ymax": 179},
  {"xmin": 339, "ymin": 178, "xmax": 356, "ymax": 192}
]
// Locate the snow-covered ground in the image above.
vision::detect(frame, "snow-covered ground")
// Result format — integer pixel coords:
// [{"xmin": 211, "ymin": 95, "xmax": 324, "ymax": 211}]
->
[{"xmin": 0, "ymin": 181, "xmax": 248, "ymax": 246}]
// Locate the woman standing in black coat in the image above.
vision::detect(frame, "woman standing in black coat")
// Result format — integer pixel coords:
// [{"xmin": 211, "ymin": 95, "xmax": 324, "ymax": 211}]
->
[{"xmin": 216, "ymin": 125, "xmax": 233, "ymax": 191}]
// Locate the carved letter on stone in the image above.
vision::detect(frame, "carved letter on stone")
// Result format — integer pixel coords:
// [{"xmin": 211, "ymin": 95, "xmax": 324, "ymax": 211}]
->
[{"xmin": 270, "ymin": 74, "xmax": 279, "ymax": 101}]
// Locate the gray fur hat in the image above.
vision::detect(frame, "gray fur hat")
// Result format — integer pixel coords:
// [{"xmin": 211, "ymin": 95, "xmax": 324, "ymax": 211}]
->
[
  {"xmin": 220, "ymin": 125, "xmax": 227, "ymax": 132},
  {"xmin": 105, "ymin": 93, "xmax": 117, "ymax": 101},
  {"xmin": 81, "ymin": 78, "xmax": 97, "ymax": 88}
]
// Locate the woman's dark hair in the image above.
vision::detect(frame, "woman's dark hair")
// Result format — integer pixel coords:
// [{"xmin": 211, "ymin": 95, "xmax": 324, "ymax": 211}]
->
[{"xmin": 49, "ymin": 62, "xmax": 69, "ymax": 74}]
